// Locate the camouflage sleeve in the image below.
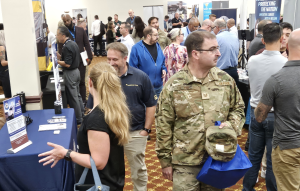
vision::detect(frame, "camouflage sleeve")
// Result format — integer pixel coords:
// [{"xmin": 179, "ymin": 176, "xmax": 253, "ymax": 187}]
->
[
  {"xmin": 155, "ymin": 85, "xmax": 175, "ymax": 169},
  {"xmin": 226, "ymin": 79, "xmax": 245, "ymax": 135}
]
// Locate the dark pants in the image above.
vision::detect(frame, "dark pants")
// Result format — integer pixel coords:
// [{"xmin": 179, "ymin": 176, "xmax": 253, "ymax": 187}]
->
[
  {"xmin": 93, "ymin": 34, "xmax": 103, "ymax": 56},
  {"xmin": 222, "ymin": 67, "xmax": 239, "ymax": 87},
  {"xmin": 0, "ymin": 70, "xmax": 11, "ymax": 98},
  {"xmin": 78, "ymin": 62, "xmax": 86, "ymax": 103},
  {"xmin": 242, "ymin": 108, "xmax": 277, "ymax": 191},
  {"xmin": 63, "ymin": 68, "xmax": 84, "ymax": 124}
]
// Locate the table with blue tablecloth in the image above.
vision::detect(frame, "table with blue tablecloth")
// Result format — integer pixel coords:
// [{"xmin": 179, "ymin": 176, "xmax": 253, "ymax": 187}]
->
[
  {"xmin": 0, "ymin": 108, "xmax": 77, "ymax": 191},
  {"xmin": 89, "ymin": 37, "xmax": 107, "ymax": 56}
]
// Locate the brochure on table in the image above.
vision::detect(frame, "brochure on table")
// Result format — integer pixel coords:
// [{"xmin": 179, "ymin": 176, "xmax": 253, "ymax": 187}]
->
[
  {"xmin": 4, "ymin": 96, "xmax": 32, "ymax": 154},
  {"xmin": 51, "ymin": 40, "xmax": 63, "ymax": 108}
]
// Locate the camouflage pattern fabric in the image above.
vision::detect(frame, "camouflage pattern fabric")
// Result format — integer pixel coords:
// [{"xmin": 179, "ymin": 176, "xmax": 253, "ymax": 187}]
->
[
  {"xmin": 173, "ymin": 164, "xmax": 225, "ymax": 191},
  {"xmin": 158, "ymin": 29, "xmax": 171, "ymax": 51},
  {"xmin": 205, "ymin": 125, "xmax": 237, "ymax": 162},
  {"xmin": 155, "ymin": 64, "xmax": 245, "ymax": 169}
]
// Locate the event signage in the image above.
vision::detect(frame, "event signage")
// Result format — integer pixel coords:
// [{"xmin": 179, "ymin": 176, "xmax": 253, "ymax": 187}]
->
[
  {"xmin": 203, "ymin": 2, "xmax": 212, "ymax": 20},
  {"xmin": 51, "ymin": 41, "xmax": 63, "ymax": 108},
  {"xmin": 255, "ymin": 0, "xmax": 282, "ymax": 23},
  {"xmin": 4, "ymin": 96, "xmax": 32, "ymax": 153}
]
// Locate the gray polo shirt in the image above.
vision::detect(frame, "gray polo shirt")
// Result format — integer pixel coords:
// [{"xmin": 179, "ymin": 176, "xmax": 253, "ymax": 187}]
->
[
  {"xmin": 248, "ymin": 50, "xmax": 287, "ymax": 109},
  {"xmin": 260, "ymin": 60, "xmax": 300, "ymax": 150}
]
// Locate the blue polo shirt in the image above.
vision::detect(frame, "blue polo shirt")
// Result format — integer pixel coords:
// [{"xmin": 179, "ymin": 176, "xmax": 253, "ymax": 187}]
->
[{"xmin": 121, "ymin": 65, "xmax": 157, "ymax": 131}]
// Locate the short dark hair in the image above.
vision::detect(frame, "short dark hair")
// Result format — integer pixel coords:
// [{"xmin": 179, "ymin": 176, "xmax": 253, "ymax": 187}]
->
[
  {"xmin": 148, "ymin": 17, "xmax": 158, "ymax": 25},
  {"xmin": 0, "ymin": 23, "xmax": 4, "ymax": 30},
  {"xmin": 258, "ymin": 20, "xmax": 272, "ymax": 32},
  {"xmin": 165, "ymin": 15, "xmax": 169, "ymax": 20},
  {"xmin": 143, "ymin": 26, "xmax": 154, "ymax": 38},
  {"xmin": 121, "ymin": 22, "xmax": 131, "ymax": 32},
  {"xmin": 95, "ymin": 15, "xmax": 99, "ymax": 19},
  {"xmin": 57, "ymin": 26, "xmax": 70, "ymax": 37},
  {"xmin": 185, "ymin": 31, "xmax": 216, "ymax": 57},
  {"xmin": 279, "ymin": 22, "xmax": 293, "ymax": 31},
  {"xmin": 209, "ymin": 14, "xmax": 216, "ymax": 18},
  {"xmin": 262, "ymin": 23, "xmax": 282, "ymax": 44},
  {"xmin": 108, "ymin": 16, "xmax": 112, "ymax": 22}
]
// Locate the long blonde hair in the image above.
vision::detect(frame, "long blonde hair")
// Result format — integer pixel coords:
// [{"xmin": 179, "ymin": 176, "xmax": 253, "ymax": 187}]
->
[{"xmin": 89, "ymin": 63, "xmax": 130, "ymax": 145}]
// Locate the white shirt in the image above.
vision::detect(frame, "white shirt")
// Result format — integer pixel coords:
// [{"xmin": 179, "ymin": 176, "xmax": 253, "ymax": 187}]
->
[
  {"xmin": 229, "ymin": 25, "xmax": 238, "ymax": 38},
  {"xmin": 47, "ymin": 31, "xmax": 56, "ymax": 55},
  {"xmin": 120, "ymin": 34, "xmax": 135, "ymax": 62},
  {"xmin": 92, "ymin": 20, "xmax": 101, "ymax": 36}
]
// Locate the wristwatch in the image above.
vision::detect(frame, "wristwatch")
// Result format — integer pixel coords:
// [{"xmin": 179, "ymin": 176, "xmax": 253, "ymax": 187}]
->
[
  {"xmin": 142, "ymin": 127, "xmax": 151, "ymax": 134},
  {"xmin": 64, "ymin": 149, "xmax": 73, "ymax": 161}
]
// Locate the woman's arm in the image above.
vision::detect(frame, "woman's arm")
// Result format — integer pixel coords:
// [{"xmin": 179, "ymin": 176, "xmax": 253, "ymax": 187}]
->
[{"xmin": 38, "ymin": 130, "xmax": 110, "ymax": 170}]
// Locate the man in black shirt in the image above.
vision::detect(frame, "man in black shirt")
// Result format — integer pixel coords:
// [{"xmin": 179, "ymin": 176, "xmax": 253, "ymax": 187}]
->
[
  {"xmin": 57, "ymin": 26, "xmax": 84, "ymax": 124},
  {"xmin": 172, "ymin": 13, "xmax": 182, "ymax": 29}
]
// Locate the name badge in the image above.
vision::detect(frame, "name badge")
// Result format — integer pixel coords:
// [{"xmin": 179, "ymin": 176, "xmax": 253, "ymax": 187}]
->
[{"xmin": 202, "ymin": 92, "xmax": 210, "ymax": 100}]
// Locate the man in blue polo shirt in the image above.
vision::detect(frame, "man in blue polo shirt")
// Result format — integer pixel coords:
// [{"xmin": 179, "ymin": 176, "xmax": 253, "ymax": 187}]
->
[
  {"xmin": 86, "ymin": 42, "xmax": 157, "ymax": 191},
  {"xmin": 181, "ymin": 17, "xmax": 199, "ymax": 45}
]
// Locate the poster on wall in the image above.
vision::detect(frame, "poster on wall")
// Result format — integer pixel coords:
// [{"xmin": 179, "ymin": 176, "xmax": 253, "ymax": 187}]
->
[
  {"xmin": 168, "ymin": 1, "xmax": 188, "ymax": 22},
  {"xmin": 255, "ymin": 0, "xmax": 281, "ymax": 23},
  {"xmin": 51, "ymin": 41, "xmax": 63, "ymax": 107},
  {"xmin": 203, "ymin": 2, "xmax": 212, "ymax": 20},
  {"xmin": 191, "ymin": 4, "xmax": 199, "ymax": 19},
  {"xmin": 72, "ymin": 8, "xmax": 87, "ymax": 25}
]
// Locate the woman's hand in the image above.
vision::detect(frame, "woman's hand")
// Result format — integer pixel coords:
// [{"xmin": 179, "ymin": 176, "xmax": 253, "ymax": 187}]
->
[{"xmin": 38, "ymin": 142, "xmax": 68, "ymax": 168}]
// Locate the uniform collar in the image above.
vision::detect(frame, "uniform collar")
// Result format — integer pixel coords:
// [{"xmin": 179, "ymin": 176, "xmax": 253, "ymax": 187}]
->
[
  {"xmin": 284, "ymin": 60, "xmax": 300, "ymax": 67},
  {"xmin": 121, "ymin": 63, "xmax": 133, "ymax": 77},
  {"xmin": 181, "ymin": 63, "xmax": 219, "ymax": 84}
]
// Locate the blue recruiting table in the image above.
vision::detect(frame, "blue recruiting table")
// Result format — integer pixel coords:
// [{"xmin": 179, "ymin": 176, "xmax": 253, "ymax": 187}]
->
[{"xmin": 0, "ymin": 108, "xmax": 77, "ymax": 191}]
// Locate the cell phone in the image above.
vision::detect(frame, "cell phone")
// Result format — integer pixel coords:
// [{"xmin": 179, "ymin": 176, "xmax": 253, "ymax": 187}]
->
[{"xmin": 52, "ymin": 116, "xmax": 66, "ymax": 119}]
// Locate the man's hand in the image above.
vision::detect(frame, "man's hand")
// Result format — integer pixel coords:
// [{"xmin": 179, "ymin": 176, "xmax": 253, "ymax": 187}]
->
[
  {"xmin": 162, "ymin": 167, "xmax": 173, "ymax": 181},
  {"xmin": 162, "ymin": 70, "xmax": 166, "ymax": 78},
  {"xmin": 139, "ymin": 130, "xmax": 149, "ymax": 136},
  {"xmin": 87, "ymin": 59, "xmax": 91, "ymax": 65},
  {"xmin": 57, "ymin": 52, "xmax": 61, "ymax": 60},
  {"xmin": 282, "ymin": 51, "xmax": 288, "ymax": 58},
  {"xmin": 219, "ymin": 122, "xmax": 228, "ymax": 129}
]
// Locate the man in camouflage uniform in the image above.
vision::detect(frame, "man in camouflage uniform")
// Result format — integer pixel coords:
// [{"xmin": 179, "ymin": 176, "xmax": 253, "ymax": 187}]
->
[
  {"xmin": 148, "ymin": 16, "xmax": 171, "ymax": 50},
  {"xmin": 155, "ymin": 31, "xmax": 245, "ymax": 191}
]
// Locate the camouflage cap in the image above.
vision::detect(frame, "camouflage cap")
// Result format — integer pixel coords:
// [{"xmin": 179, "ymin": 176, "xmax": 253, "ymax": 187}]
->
[{"xmin": 205, "ymin": 124, "xmax": 237, "ymax": 162}]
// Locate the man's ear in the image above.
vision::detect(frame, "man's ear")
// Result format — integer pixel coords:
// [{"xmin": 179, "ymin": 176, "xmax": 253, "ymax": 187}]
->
[
  {"xmin": 280, "ymin": 36, "xmax": 284, "ymax": 43},
  {"xmin": 261, "ymin": 38, "xmax": 265, "ymax": 45}
]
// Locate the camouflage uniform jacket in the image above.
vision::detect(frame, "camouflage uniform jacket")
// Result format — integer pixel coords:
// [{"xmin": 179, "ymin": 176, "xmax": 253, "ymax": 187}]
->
[
  {"xmin": 158, "ymin": 29, "xmax": 171, "ymax": 51},
  {"xmin": 155, "ymin": 64, "xmax": 245, "ymax": 168}
]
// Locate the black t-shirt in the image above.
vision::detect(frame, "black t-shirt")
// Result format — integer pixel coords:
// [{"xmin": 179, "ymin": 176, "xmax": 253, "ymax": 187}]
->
[
  {"xmin": 0, "ymin": 47, "xmax": 8, "ymax": 74},
  {"xmin": 61, "ymin": 39, "xmax": 80, "ymax": 70},
  {"xmin": 75, "ymin": 106, "xmax": 125, "ymax": 191},
  {"xmin": 142, "ymin": 41, "xmax": 157, "ymax": 62},
  {"xmin": 172, "ymin": 18, "xmax": 182, "ymax": 28}
]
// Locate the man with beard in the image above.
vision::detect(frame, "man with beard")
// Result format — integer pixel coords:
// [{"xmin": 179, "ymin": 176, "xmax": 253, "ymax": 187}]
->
[
  {"xmin": 129, "ymin": 26, "xmax": 167, "ymax": 98},
  {"xmin": 148, "ymin": 17, "xmax": 171, "ymax": 50},
  {"xmin": 58, "ymin": 14, "xmax": 93, "ymax": 106}
]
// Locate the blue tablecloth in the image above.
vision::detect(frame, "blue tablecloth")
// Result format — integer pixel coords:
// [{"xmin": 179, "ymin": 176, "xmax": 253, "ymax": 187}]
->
[{"xmin": 0, "ymin": 108, "xmax": 77, "ymax": 191}]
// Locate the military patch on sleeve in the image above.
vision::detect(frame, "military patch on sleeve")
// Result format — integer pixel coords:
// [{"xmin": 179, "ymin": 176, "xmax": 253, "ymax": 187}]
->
[
  {"xmin": 154, "ymin": 95, "xmax": 158, "ymax": 100},
  {"xmin": 202, "ymin": 92, "xmax": 210, "ymax": 99}
]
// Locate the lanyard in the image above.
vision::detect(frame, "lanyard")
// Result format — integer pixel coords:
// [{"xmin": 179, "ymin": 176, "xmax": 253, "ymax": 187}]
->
[
  {"xmin": 63, "ymin": 39, "xmax": 71, "ymax": 48},
  {"xmin": 68, "ymin": 26, "xmax": 76, "ymax": 42},
  {"xmin": 217, "ymin": 29, "xmax": 226, "ymax": 35},
  {"xmin": 186, "ymin": 26, "xmax": 190, "ymax": 35}
]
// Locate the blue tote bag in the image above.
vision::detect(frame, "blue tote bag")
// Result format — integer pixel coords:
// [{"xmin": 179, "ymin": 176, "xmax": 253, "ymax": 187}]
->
[{"xmin": 197, "ymin": 145, "xmax": 252, "ymax": 189}]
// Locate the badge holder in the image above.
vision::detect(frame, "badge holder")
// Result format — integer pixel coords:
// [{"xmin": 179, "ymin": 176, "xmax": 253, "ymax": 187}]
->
[{"xmin": 7, "ymin": 140, "xmax": 33, "ymax": 154}]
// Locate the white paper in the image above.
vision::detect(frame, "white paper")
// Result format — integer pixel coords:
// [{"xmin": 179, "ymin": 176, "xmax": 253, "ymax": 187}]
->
[
  {"xmin": 51, "ymin": 79, "xmax": 64, "ymax": 83},
  {"xmin": 0, "ymin": 94, "xmax": 5, "ymax": 99},
  {"xmin": 80, "ymin": 51, "xmax": 88, "ymax": 66},
  {"xmin": 115, "ymin": 25, "xmax": 119, "ymax": 30},
  {"xmin": 48, "ymin": 119, "xmax": 67, "ymax": 123},
  {"xmin": 39, "ymin": 123, "xmax": 67, "ymax": 131},
  {"xmin": 216, "ymin": 144, "xmax": 225, "ymax": 152},
  {"xmin": 54, "ymin": 130, "xmax": 60, "ymax": 134}
]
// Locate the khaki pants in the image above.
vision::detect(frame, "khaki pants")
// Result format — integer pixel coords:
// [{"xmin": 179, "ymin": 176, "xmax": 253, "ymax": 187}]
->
[
  {"xmin": 124, "ymin": 130, "xmax": 148, "ymax": 191},
  {"xmin": 173, "ymin": 165, "xmax": 225, "ymax": 191},
  {"xmin": 272, "ymin": 146, "xmax": 300, "ymax": 191}
]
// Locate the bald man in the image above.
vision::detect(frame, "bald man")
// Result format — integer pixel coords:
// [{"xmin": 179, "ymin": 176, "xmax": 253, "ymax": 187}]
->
[
  {"xmin": 255, "ymin": 29, "xmax": 300, "ymax": 191},
  {"xmin": 58, "ymin": 14, "xmax": 93, "ymax": 105},
  {"xmin": 197, "ymin": 19, "xmax": 213, "ymax": 32},
  {"xmin": 172, "ymin": 13, "xmax": 182, "ymax": 29},
  {"xmin": 126, "ymin": 9, "xmax": 135, "ymax": 34},
  {"xmin": 180, "ymin": 17, "xmax": 199, "ymax": 45},
  {"xmin": 227, "ymin": 18, "xmax": 238, "ymax": 38}
]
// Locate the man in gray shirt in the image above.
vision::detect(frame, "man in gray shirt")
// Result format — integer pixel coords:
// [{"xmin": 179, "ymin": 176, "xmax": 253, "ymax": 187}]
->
[
  {"xmin": 248, "ymin": 20, "xmax": 271, "ymax": 58},
  {"xmin": 256, "ymin": 29, "xmax": 300, "ymax": 191},
  {"xmin": 243, "ymin": 23, "xmax": 287, "ymax": 191}
]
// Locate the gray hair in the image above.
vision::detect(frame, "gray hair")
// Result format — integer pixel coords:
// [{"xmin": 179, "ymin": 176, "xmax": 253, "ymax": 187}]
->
[
  {"xmin": 106, "ymin": 42, "xmax": 128, "ymax": 58},
  {"xmin": 57, "ymin": 26, "xmax": 70, "ymax": 37},
  {"xmin": 167, "ymin": 28, "xmax": 181, "ymax": 42},
  {"xmin": 214, "ymin": 19, "xmax": 226, "ymax": 28}
]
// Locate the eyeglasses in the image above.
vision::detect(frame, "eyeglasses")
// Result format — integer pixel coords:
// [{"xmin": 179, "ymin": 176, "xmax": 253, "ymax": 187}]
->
[{"xmin": 195, "ymin": 46, "xmax": 220, "ymax": 54}]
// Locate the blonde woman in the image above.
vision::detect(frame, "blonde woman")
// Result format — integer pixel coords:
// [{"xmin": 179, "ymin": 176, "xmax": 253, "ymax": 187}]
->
[
  {"xmin": 163, "ymin": 28, "xmax": 188, "ymax": 84},
  {"xmin": 38, "ymin": 62, "xmax": 130, "ymax": 191},
  {"xmin": 106, "ymin": 21, "xmax": 116, "ymax": 45}
]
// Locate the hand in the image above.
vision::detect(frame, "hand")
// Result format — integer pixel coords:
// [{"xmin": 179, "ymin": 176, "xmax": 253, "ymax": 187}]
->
[
  {"xmin": 162, "ymin": 167, "xmax": 173, "ymax": 181},
  {"xmin": 139, "ymin": 130, "xmax": 149, "ymax": 136},
  {"xmin": 87, "ymin": 59, "xmax": 91, "ymax": 65},
  {"xmin": 48, "ymin": 44, "xmax": 52, "ymax": 48},
  {"xmin": 38, "ymin": 142, "xmax": 68, "ymax": 168},
  {"xmin": 219, "ymin": 122, "xmax": 228, "ymax": 129},
  {"xmin": 57, "ymin": 52, "xmax": 61, "ymax": 60},
  {"xmin": 162, "ymin": 70, "xmax": 166, "ymax": 78},
  {"xmin": 281, "ymin": 51, "xmax": 288, "ymax": 58}
]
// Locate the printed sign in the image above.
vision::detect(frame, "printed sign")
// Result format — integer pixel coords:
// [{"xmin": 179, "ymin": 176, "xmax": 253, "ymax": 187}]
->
[{"xmin": 203, "ymin": 2, "xmax": 212, "ymax": 20}]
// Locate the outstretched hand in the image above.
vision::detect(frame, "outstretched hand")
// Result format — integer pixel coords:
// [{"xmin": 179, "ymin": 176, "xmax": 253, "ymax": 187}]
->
[{"xmin": 38, "ymin": 142, "xmax": 68, "ymax": 168}]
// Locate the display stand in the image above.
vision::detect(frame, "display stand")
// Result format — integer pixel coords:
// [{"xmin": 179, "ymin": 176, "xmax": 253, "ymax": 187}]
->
[{"xmin": 7, "ymin": 140, "xmax": 33, "ymax": 154}]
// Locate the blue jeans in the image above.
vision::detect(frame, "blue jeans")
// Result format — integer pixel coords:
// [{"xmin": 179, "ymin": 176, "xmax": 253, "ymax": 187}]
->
[
  {"xmin": 242, "ymin": 108, "xmax": 277, "ymax": 191},
  {"xmin": 154, "ymin": 85, "xmax": 163, "ymax": 99}
]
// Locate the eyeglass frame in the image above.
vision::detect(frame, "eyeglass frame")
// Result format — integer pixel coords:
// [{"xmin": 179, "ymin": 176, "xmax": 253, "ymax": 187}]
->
[{"xmin": 194, "ymin": 46, "xmax": 220, "ymax": 54}]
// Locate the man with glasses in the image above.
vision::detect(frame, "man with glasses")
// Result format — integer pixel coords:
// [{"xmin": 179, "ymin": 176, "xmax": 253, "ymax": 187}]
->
[
  {"xmin": 148, "ymin": 17, "xmax": 171, "ymax": 50},
  {"xmin": 181, "ymin": 17, "xmax": 200, "ymax": 45},
  {"xmin": 197, "ymin": 19, "xmax": 214, "ymax": 32},
  {"xmin": 156, "ymin": 31, "xmax": 245, "ymax": 191},
  {"xmin": 213, "ymin": 19, "xmax": 240, "ymax": 85}
]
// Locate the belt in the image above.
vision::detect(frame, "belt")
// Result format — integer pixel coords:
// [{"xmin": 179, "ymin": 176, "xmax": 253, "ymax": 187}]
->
[
  {"xmin": 222, "ymin": 66, "xmax": 237, "ymax": 70},
  {"xmin": 251, "ymin": 106, "xmax": 274, "ymax": 113}
]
